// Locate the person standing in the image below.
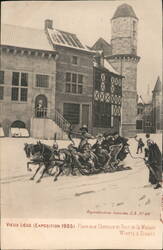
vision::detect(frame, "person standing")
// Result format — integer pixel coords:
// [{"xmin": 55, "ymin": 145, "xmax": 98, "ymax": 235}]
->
[
  {"xmin": 135, "ymin": 136, "xmax": 144, "ymax": 154},
  {"xmin": 144, "ymin": 133, "xmax": 162, "ymax": 189},
  {"xmin": 36, "ymin": 100, "xmax": 44, "ymax": 118}
]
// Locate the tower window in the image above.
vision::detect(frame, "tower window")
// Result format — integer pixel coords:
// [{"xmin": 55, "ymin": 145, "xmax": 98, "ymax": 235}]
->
[{"xmin": 133, "ymin": 21, "xmax": 136, "ymax": 39}]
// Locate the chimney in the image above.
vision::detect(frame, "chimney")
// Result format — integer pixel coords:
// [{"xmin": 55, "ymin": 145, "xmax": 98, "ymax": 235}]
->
[{"xmin": 44, "ymin": 19, "xmax": 53, "ymax": 30}]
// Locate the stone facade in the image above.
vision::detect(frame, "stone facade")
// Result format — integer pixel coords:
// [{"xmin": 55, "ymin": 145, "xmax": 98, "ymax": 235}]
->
[
  {"xmin": 111, "ymin": 17, "xmax": 138, "ymax": 55},
  {"xmin": 44, "ymin": 20, "xmax": 95, "ymax": 133},
  {"xmin": 55, "ymin": 46, "xmax": 94, "ymax": 132},
  {"xmin": 0, "ymin": 47, "xmax": 57, "ymax": 136},
  {"xmin": 108, "ymin": 5, "xmax": 140, "ymax": 137},
  {"xmin": 108, "ymin": 55, "xmax": 139, "ymax": 136},
  {"xmin": 152, "ymin": 77, "xmax": 162, "ymax": 133}
]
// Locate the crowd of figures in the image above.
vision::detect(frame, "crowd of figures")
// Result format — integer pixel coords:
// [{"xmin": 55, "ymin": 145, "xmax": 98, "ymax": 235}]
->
[
  {"xmin": 24, "ymin": 126, "xmax": 162, "ymax": 189},
  {"xmin": 24, "ymin": 126, "xmax": 130, "ymax": 183}
]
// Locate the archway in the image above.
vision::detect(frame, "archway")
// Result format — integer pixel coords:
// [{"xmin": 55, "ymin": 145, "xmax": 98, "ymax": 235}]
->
[
  {"xmin": 10, "ymin": 120, "xmax": 29, "ymax": 137},
  {"xmin": 35, "ymin": 94, "xmax": 48, "ymax": 118},
  {"xmin": 11, "ymin": 120, "xmax": 26, "ymax": 128}
]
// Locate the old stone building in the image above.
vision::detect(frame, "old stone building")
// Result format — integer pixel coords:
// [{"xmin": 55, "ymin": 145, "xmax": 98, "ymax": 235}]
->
[
  {"xmin": 136, "ymin": 77, "xmax": 162, "ymax": 134},
  {"xmin": 152, "ymin": 76, "xmax": 162, "ymax": 133},
  {"xmin": 92, "ymin": 3, "xmax": 140, "ymax": 137},
  {"xmin": 44, "ymin": 20, "xmax": 95, "ymax": 132},
  {"xmin": 136, "ymin": 95, "xmax": 153, "ymax": 134},
  {"xmin": 1, "ymin": 3, "xmax": 139, "ymax": 138},
  {"xmin": 136, "ymin": 95, "xmax": 144, "ymax": 133},
  {"xmin": 1, "ymin": 24, "xmax": 58, "ymax": 137}
]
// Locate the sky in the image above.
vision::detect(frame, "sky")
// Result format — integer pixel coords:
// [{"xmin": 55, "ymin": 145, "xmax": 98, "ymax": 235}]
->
[{"xmin": 1, "ymin": 0, "xmax": 162, "ymax": 97}]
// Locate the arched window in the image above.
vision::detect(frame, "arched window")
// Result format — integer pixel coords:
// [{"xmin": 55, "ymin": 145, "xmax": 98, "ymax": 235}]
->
[{"xmin": 35, "ymin": 94, "xmax": 48, "ymax": 118}]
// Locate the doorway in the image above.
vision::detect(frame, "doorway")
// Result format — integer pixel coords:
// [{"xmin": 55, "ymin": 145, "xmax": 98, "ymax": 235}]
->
[
  {"xmin": 82, "ymin": 104, "xmax": 89, "ymax": 127},
  {"xmin": 35, "ymin": 94, "xmax": 48, "ymax": 118}
]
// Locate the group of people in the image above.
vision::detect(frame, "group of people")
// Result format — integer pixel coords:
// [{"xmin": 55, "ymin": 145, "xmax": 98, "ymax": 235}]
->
[
  {"xmin": 70, "ymin": 125, "xmax": 162, "ymax": 189},
  {"xmin": 67, "ymin": 125, "xmax": 129, "ymax": 170},
  {"xmin": 78, "ymin": 125, "xmax": 128, "ymax": 152}
]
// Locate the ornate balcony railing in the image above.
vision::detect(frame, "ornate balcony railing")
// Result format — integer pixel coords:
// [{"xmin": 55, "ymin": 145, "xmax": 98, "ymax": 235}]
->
[{"xmin": 35, "ymin": 107, "xmax": 48, "ymax": 118}]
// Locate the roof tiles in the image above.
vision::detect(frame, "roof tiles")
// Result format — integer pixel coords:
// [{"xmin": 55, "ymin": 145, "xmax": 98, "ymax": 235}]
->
[
  {"xmin": 1, "ymin": 24, "xmax": 54, "ymax": 51},
  {"xmin": 47, "ymin": 28, "xmax": 90, "ymax": 51}
]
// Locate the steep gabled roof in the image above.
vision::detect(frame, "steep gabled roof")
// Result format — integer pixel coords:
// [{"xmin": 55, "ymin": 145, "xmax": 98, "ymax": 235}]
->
[
  {"xmin": 47, "ymin": 28, "xmax": 91, "ymax": 52},
  {"xmin": 153, "ymin": 76, "xmax": 162, "ymax": 92},
  {"xmin": 112, "ymin": 4, "xmax": 138, "ymax": 20},
  {"xmin": 91, "ymin": 37, "xmax": 112, "ymax": 57},
  {"xmin": 1, "ymin": 24, "xmax": 54, "ymax": 51}
]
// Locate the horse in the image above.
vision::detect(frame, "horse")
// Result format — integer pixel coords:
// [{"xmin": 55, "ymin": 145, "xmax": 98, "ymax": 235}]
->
[
  {"xmin": 24, "ymin": 141, "xmax": 74, "ymax": 183},
  {"xmin": 24, "ymin": 142, "xmax": 44, "ymax": 172}
]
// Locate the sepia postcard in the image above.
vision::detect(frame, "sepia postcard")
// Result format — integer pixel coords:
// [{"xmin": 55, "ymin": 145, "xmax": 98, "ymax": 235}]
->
[{"xmin": 0, "ymin": 0, "xmax": 162, "ymax": 249}]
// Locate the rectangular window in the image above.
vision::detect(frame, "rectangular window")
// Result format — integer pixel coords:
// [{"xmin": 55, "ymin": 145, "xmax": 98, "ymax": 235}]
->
[
  {"xmin": 0, "ymin": 71, "xmax": 4, "ymax": 84},
  {"xmin": 0, "ymin": 86, "xmax": 4, "ymax": 100},
  {"xmin": 66, "ymin": 72, "xmax": 71, "ymax": 82},
  {"xmin": 72, "ymin": 73, "xmax": 77, "ymax": 83},
  {"xmin": 11, "ymin": 88, "xmax": 19, "ymax": 101},
  {"xmin": 11, "ymin": 72, "xmax": 28, "ymax": 102},
  {"xmin": 66, "ymin": 83, "xmax": 71, "ymax": 93},
  {"xmin": 63, "ymin": 103, "xmax": 80, "ymax": 124},
  {"xmin": 72, "ymin": 56, "xmax": 78, "ymax": 65},
  {"xmin": 78, "ymin": 74, "xmax": 83, "ymax": 83},
  {"xmin": 94, "ymin": 101, "xmax": 111, "ymax": 128},
  {"xmin": 21, "ymin": 73, "xmax": 28, "ymax": 86},
  {"xmin": 72, "ymin": 84, "xmax": 77, "ymax": 93},
  {"xmin": 36, "ymin": 74, "xmax": 49, "ymax": 88},
  {"xmin": 12, "ymin": 72, "xmax": 19, "ymax": 86},
  {"xmin": 136, "ymin": 120, "xmax": 143, "ymax": 129},
  {"xmin": 65, "ymin": 72, "xmax": 83, "ymax": 94},
  {"xmin": 78, "ymin": 85, "xmax": 83, "ymax": 94},
  {"xmin": 20, "ymin": 88, "xmax": 28, "ymax": 101}
]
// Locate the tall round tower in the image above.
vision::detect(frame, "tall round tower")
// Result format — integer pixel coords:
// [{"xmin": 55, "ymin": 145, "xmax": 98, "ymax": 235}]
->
[{"xmin": 108, "ymin": 3, "xmax": 140, "ymax": 137}]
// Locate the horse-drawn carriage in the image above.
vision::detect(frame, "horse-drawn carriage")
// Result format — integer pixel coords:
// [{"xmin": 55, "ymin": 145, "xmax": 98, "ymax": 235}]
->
[{"xmin": 24, "ymin": 132, "xmax": 130, "ymax": 183}]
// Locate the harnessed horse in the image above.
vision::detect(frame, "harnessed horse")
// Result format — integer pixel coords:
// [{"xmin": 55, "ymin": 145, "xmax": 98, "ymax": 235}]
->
[{"xmin": 24, "ymin": 141, "xmax": 73, "ymax": 183}]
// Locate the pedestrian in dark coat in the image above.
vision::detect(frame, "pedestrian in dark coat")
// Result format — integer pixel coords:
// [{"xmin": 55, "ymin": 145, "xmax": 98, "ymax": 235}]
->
[{"xmin": 144, "ymin": 134, "xmax": 162, "ymax": 189}]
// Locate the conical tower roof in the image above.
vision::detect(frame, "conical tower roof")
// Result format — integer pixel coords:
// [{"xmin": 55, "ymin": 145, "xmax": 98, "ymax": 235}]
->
[
  {"xmin": 153, "ymin": 76, "xmax": 162, "ymax": 92},
  {"xmin": 112, "ymin": 4, "xmax": 138, "ymax": 20}
]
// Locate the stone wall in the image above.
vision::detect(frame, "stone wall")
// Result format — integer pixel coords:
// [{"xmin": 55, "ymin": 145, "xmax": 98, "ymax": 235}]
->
[
  {"xmin": 55, "ymin": 46, "xmax": 94, "ymax": 131},
  {"xmin": 109, "ymin": 57, "xmax": 138, "ymax": 137},
  {"xmin": 0, "ymin": 49, "xmax": 56, "ymax": 136},
  {"xmin": 111, "ymin": 17, "xmax": 137, "ymax": 55}
]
